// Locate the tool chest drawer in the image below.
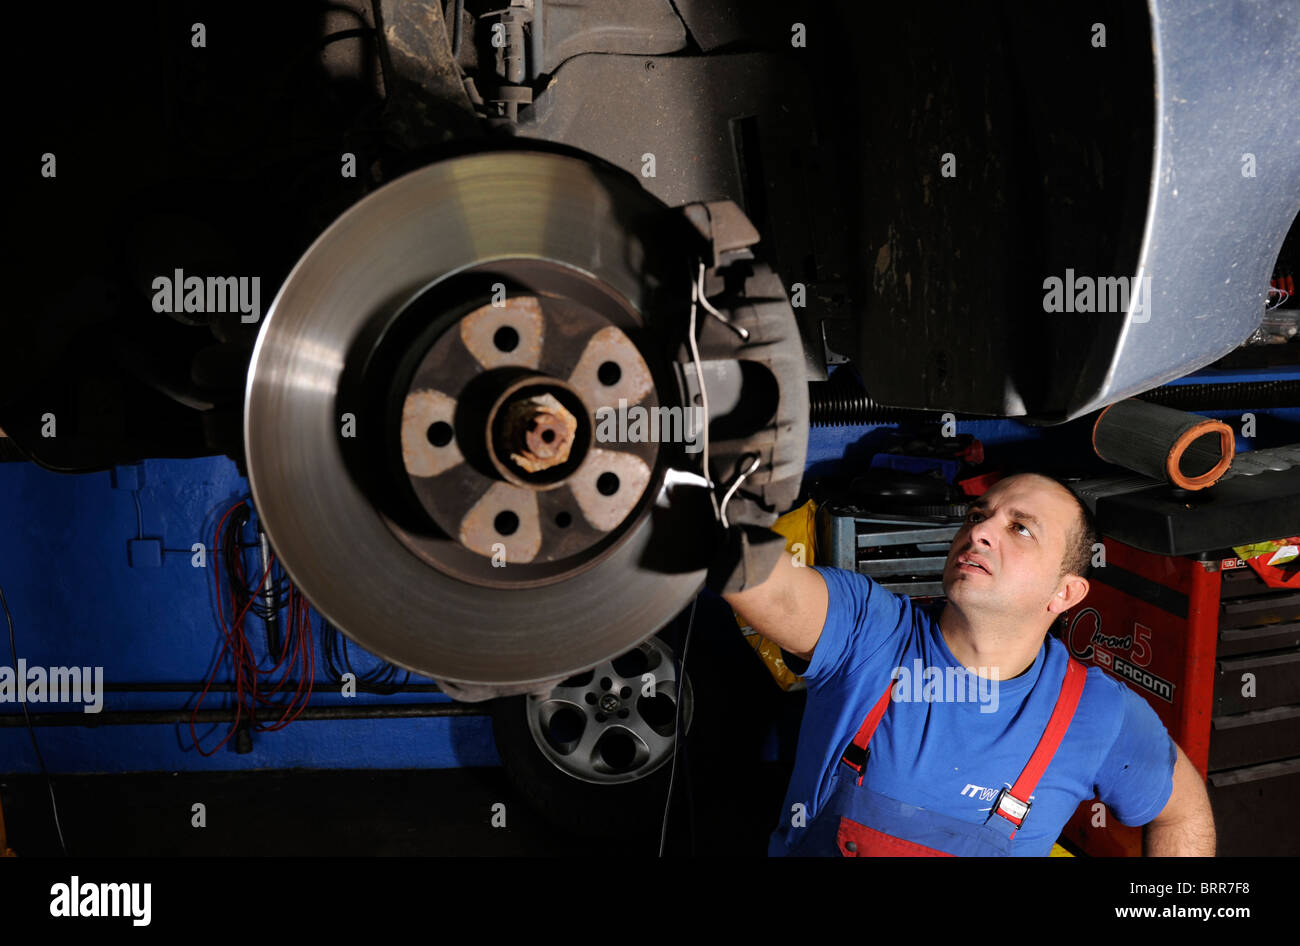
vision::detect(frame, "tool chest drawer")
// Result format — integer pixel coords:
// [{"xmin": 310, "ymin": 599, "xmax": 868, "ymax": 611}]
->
[
  {"xmin": 1206, "ymin": 758, "xmax": 1300, "ymax": 857},
  {"xmin": 1209, "ymin": 705, "xmax": 1300, "ymax": 770},
  {"xmin": 1214, "ymin": 651, "xmax": 1300, "ymax": 714}
]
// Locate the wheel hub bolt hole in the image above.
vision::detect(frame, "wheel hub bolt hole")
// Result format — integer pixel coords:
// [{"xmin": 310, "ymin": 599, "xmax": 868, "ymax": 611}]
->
[
  {"xmin": 426, "ymin": 421, "xmax": 454, "ymax": 447},
  {"xmin": 493, "ymin": 326, "xmax": 519, "ymax": 352},
  {"xmin": 596, "ymin": 472, "xmax": 619, "ymax": 496},
  {"xmin": 494, "ymin": 510, "xmax": 519, "ymax": 535},
  {"xmin": 597, "ymin": 361, "xmax": 621, "ymax": 386}
]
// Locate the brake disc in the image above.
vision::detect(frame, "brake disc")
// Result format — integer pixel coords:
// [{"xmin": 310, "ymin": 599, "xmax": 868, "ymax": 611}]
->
[{"xmin": 245, "ymin": 148, "xmax": 716, "ymax": 694}]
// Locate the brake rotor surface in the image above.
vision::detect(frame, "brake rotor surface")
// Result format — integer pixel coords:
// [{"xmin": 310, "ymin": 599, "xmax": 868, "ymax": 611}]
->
[{"xmin": 244, "ymin": 149, "xmax": 708, "ymax": 690}]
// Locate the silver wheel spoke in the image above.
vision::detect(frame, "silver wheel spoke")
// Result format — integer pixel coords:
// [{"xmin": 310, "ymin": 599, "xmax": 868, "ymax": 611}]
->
[
  {"xmin": 526, "ymin": 635, "xmax": 692, "ymax": 784},
  {"xmin": 569, "ymin": 717, "xmax": 606, "ymax": 766},
  {"xmin": 622, "ymin": 715, "xmax": 673, "ymax": 758}
]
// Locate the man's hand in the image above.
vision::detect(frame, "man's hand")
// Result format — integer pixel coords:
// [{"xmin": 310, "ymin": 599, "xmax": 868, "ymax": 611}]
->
[
  {"xmin": 1143, "ymin": 742, "xmax": 1216, "ymax": 856},
  {"xmin": 719, "ymin": 539, "xmax": 829, "ymax": 661}
]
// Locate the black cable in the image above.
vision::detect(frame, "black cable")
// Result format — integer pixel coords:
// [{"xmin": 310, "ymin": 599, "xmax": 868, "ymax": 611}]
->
[
  {"xmin": 320, "ymin": 618, "xmax": 410, "ymax": 694},
  {"xmin": 218, "ymin": 500, "xmax": 409, "ymax": 694},
  {"xmin": 452, "ymin": 0, "xmax": 465, "ymax": 58},
  {"xmin": 659, "ymin": 595, "xmax": 698, "ymax": 857},
  {"xmin": 342, "ymin": 633, "xmax": 408, "ymax": 691},
  {"xmin": 220, "ymin": 510, "xmax": 292, "ymax": 625},
  {"xmin": 1, "ymin": 582, "xmax": 67, "ymax": 855}
]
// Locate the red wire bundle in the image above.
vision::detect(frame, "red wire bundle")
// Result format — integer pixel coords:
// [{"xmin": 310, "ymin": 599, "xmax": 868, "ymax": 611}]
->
[{"xmin": 190, "ymin": 500, "xmax": 316, "ymax": 756}]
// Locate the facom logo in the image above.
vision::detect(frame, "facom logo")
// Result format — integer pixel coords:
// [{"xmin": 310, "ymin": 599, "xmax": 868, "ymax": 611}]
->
[
  {"xmin": 1067, "ymin": 610, "xmax": 1152, "ymax": 670},
  {"xmin": 1068, "ymin": 610, "xmax": 1172, "ymax": 701},
  {"xmin": 1066, "ymin": 608, "xmax": 1103, "ymax": 662}
]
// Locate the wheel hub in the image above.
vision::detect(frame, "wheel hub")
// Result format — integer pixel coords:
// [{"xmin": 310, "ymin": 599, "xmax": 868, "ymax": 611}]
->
[{"xmin": 244, "ymin": 148, "xmax": 713, "ymax": 690}]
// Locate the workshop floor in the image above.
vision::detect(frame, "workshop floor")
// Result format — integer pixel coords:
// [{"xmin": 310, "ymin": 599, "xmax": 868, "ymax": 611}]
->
[{"xmin": 1, "ymin": 763, "xmax": 793, "ymax": 857}]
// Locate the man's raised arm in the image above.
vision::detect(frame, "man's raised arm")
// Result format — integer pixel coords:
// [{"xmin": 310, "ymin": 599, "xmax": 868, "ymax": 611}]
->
[{"xmin": 719, "ymin": 544, "xmax": 829, "ymax": 662}]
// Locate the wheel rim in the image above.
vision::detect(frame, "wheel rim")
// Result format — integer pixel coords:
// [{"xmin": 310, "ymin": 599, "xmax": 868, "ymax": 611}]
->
[{"xmin": 526, "ymin": 636, "xmax": 694, "ymax": 785}]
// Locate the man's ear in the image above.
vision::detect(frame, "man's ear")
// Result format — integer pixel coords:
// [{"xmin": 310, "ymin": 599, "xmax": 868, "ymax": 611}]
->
[{"xmin": 1048, "ymin": 575, "xmax": 1089, "ymax": 614}]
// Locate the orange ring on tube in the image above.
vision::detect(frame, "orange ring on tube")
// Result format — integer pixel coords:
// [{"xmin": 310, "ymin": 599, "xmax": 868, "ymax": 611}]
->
[{"xmin": 1166, "ymin": 418, "xmax": 1234, "ymax": 489}]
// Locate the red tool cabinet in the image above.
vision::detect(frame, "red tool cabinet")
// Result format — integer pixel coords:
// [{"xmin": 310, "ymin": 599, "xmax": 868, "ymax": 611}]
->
[{"xmin": 1054, "ymin": 537, "xmax": 1300, "ymax": 856}]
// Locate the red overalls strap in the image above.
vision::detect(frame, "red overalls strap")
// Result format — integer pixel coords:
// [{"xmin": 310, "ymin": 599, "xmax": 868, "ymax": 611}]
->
[
  {"xmin": 839, "ymin": 675, "xmax": 897, "ymax": 787},
  {"xmin": 838, "ymin": 657, "xmax": 1089, "ymax": 837},
  {"xmin": 995, "ymin": 657, "xmax": 1087, "ymax": 837}
]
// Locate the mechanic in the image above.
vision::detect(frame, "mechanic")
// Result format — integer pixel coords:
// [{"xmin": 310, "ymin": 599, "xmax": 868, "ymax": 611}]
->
[{"xmin": 711, "ymin": 472, "xmax": 1217, "ymax": 856}]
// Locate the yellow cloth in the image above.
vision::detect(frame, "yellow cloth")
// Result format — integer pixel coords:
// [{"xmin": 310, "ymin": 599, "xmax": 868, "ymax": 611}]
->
[{"xmin": 735, "ymin": 500, "xmax": 818, "ymax": 691}]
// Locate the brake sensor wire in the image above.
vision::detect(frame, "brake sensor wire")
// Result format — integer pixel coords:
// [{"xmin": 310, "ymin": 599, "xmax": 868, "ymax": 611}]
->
[
  {"xmin": 686, "ymin": 260, "xmax": 720, "ymax": 522},
  {"xmin": 659, "ymin": 595, "xmax": 698, "ymax": 857},
  {"xmin": 662, "ymin": 259, "xmax": 750, "ymax": 855}
]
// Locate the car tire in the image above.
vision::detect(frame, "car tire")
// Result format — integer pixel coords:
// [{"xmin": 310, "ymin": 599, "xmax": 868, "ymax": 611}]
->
[{"xmin": 489, "ymin": 631, "xmax": 693, "ymax": 840}]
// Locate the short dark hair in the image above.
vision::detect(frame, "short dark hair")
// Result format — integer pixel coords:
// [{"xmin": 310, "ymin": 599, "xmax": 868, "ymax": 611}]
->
[{"xmin": 1059, "ymin": 484, "xmax": 1099, "ymax": 580}]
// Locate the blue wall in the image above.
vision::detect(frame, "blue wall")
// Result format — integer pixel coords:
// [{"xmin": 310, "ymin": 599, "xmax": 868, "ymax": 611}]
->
[{"xmin": 0, "ymin": 456, "xmax": 498, "ymax": 773}]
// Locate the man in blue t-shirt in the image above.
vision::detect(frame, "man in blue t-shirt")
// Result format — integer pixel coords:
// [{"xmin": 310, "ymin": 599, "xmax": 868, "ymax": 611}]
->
[{"xmin": 714, "ymin": 472, "xmax": 1216, "ymax": 856}]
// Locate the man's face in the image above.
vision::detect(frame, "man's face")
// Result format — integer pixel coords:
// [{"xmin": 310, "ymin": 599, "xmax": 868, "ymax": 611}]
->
[{"xmin": 941, "ymin": 474, "xmax": 1080, "ymax": 619}]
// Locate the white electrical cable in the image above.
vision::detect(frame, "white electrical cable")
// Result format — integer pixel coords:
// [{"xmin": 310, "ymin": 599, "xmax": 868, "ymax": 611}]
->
[
  {"xmin": 719, "ymin": 454, "xmax": 762, "ymax": 529},
  {"xmin": 695, "ymin": 263, "xmax": 749, "ymax": 341},
  {"xmin": 660, "ymin": 262, "xmax": 725, "ymax": 856},
  {"xmin": 687, "ymin": 262, "xmax": 720, "ymax": 521}
]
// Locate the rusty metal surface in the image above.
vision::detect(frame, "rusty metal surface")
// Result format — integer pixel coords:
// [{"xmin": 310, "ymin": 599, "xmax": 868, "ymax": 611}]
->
[
  {"xmin": 568, "ymin": 448, "xmax": 652, "ymax": 532},
  {"xmin": 565, "ymin": 326, "xmax": 653, "ymax": 411},
  {"xmin": 459, "ymin": 480, "xmax": 543, "ymax": 562},
  {"xmin": 399, "ymin": 279, "xmax": 661, "ymax": 580},
  {"xmin": 458, "ymin": 296, "xmax": 545, "ymax": 371},
  {"xmin": 245, "ymin": 149, "xmax": 708, "ymax": 689},
  {"xmin": 375, "ymin": 0, "xmax": 479, "ymax": 147},
  {"xmin": 504, "ymin": 393, "xmax": 577, "ymax": 472},
  {"xmin": 400, "ymin": 388, "xmax": 463, "ymax": 477}
]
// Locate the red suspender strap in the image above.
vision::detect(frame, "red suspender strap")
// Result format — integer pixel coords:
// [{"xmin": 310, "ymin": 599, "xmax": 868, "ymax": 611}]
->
[
  {"xmin": 995, "ymin": 657, "xmax": 1087, "ymax": 834},
  {"xmin": 839, "ymin": 677, "xmax": 897, "ymax": 786}
]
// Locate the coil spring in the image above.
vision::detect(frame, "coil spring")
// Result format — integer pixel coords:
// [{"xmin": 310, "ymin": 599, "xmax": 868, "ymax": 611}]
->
[{"xmin": 808, "ymin": 378, "xmax": 1300, "ymax": 426}]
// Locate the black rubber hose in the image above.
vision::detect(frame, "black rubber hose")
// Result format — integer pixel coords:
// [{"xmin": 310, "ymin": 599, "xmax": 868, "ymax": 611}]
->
[{"xmin": 1092, "ymin": 399, "xmax": 1234, "ymax": 489}]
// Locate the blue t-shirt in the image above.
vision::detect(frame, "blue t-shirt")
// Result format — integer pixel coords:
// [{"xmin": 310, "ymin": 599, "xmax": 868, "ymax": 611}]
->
[{"xmin": 769, "ymin": 566, "xmax": 1177, "ymax": 856}]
